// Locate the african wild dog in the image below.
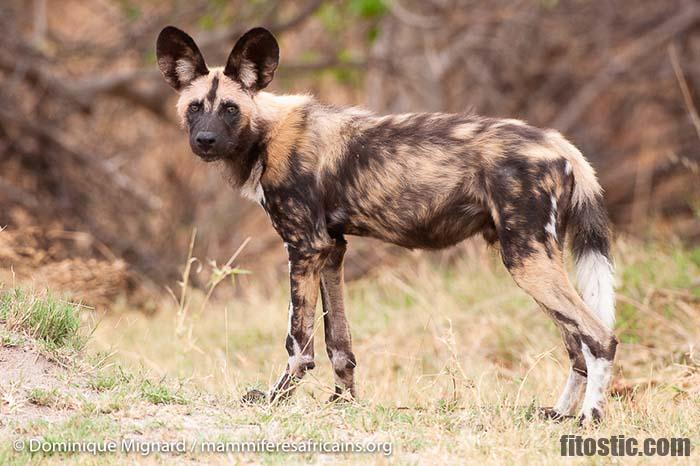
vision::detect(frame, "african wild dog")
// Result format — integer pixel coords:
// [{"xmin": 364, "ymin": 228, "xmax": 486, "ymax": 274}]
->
[{"xmin": 156, "ymin": 26, "xmax": 617, "ymax": 424}]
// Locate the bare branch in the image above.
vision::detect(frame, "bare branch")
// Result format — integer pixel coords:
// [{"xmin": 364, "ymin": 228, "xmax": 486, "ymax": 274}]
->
[
  {"xmin": 23, "ymin": 0, "xmax": 328, "ymax": 119},
  {"xmin": 551, "ymin": 4, "xmax": 700, "ymax": 132},
  {"xmin": 0, "ymin": 108, "xmax": 162, "ymax": 211},
  {"xmin": 197, "ymin": 0, "xmax": 324, "ymax": 48},
  {"xmin": 668, "ymin": 42, "xmax": 700, "ymax": 143}
]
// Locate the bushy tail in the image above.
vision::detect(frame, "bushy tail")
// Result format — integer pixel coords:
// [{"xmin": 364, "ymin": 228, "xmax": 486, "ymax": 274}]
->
[{"xmin": 548, "ymin": 131, "xmax": 615, "ymax": 329}]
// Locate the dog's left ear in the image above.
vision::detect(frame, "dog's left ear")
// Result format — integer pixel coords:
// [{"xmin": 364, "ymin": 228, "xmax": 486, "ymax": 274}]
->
[
  {"xmin": 224, "ymin": 27, "xmax": 279, "ymax": 92},
  {"xmin": 156, "ymin": 26, "xmax": 208, "ymax": 91}
]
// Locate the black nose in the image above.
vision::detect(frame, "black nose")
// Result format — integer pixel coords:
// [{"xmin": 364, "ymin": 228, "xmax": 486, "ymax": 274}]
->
[{"xmin": 195, "ymin": 131, "xmax": 216, "ymax": 150}]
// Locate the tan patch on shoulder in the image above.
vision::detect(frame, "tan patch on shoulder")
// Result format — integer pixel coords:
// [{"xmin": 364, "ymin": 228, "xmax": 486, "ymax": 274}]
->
[
  {"xmin": 263, "ymin": 109, "xmax": 306, "ymax": 185},
  {"xmin": 311, "ymin": 108, "xmax": 370, "ymax": 181}
]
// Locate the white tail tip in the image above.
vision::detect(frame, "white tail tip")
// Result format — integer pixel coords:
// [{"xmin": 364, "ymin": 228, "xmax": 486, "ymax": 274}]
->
[{"xmin": 575, "ymin": 251, "xmax": 615, "ymax": 329}]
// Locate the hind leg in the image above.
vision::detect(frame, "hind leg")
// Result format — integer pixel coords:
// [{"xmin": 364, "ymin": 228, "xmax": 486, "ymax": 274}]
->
[
  {"xmin": 499, "ymin": 241, "xmax": 616, "ymax": 424},
  {"xmin": 541, "ymin": 333, "xmax": 587, "ymax": 419},
  {"xmin": 488, "ymin": 157, "xmax": 616, "ymax": 422}
]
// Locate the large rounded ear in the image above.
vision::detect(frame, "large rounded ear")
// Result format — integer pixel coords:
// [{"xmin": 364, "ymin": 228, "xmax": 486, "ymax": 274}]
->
[
  {"xmin": 224, "ymin": 27, "xmax": 279, "ymax": 92},
  {"xmin": 156, "ymin": 26, "xmax": 208, "ymax": 91}
]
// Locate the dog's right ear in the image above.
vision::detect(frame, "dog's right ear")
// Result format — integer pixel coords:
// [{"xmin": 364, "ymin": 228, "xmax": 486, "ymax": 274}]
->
[{"xmin": 156, "ymin": 26, "xmax": 208, "ymax": 91}]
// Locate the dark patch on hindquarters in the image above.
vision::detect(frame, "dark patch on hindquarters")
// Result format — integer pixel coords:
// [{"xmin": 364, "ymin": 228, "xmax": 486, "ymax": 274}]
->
[
  {"xmin": 490, "ymin": 154, "xmax": 564, "ymax": 268},
  {"xmin": 490, "ymin": 149, "xmax": 574, "ymax": 267}
]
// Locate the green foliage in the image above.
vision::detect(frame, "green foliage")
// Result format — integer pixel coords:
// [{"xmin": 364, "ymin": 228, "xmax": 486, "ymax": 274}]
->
[
  {"xmin": 367, "ymin": 24, "xmax": 381, "ymax": 43},
  {"xmin": 318, "ymin": 0, "xmax": 387, "ymax": 32},
  {"xmin": 615, "ymin": 241, "xmax": 700, "ymax": 344},
  {"xmin": 89, "ymin": 373, "xmax": 120, "ymax": 392},
  {"xmin": 539, "ymin": 0, "xmax": 560, "ymax": 9},
  {"xmin": 616, "ymin": 302, "xmax": 640, "ymax": 344},
  {"xmin": 197, "ymin": 14, "xmax": 216, "ymax": 31},
  {"xmin": 317, "ymin": 3, "xmax": 343, "ymax": 32},
  {"xmin": 118, "ymin": 1, "xmax": 141, "ymax": 21},
  {"xmin": 348, "ymin": 0, "xmax": 387, "ymax": 18},
  {"xmin": 0, "ymin": 330, "xmax": 23, "ymax": 347},
  {"xmin": 689, "ymin": 247, "xmax": 700, "ymax": 268}
]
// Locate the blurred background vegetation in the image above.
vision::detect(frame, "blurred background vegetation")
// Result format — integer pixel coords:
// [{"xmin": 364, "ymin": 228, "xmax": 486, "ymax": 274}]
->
[{"xmin": 0, "ymin": 0, "xmax": 699, "ymax": 307}]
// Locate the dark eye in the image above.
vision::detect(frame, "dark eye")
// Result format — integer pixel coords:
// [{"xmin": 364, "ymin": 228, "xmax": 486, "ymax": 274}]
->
[
  {"xmin": 224, "ymin": 104, "xmax": 239, "ymax": 114},
  {"xmin": 189, "ymin": 103, "xmax": 200, "ymax": 113}
]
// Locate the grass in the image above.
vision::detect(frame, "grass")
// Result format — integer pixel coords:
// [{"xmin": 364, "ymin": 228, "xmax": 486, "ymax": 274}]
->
[
  {"xmin": 1, "ymin": 236, "xmax": 699, "ymax": 464},
  {"xmin": 27, "ymin": 388, "xmax": 61, "ymax": 407},
  {"xmin": 0, "ymin": 288, "xmax": 88, "ymax": 352},
  {"xmin": 0, "ymin": 415, "xmax": 122, "ymax": 465},
  {"xmin": 139, "ymin": 379, "xmax": 188, "ymax": 405}
]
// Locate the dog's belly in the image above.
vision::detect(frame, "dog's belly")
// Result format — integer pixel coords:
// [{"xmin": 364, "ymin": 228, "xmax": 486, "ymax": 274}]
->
[
  {"xmin": 384, "ymin": 211, "xmax": 492, "ymax": 249},
  {"xmin": 331, "ymin": 200, "xmax": 493, "ymax": 250}
]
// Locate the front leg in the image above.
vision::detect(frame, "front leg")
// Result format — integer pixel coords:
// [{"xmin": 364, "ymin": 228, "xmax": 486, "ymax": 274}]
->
[
  {"xmin": 269, "ymin": 246, "xmax": 324, "ymax": 402},
  {"xmin": 320, "ymin": 239, "xmax": 357, "ymax": 401}
]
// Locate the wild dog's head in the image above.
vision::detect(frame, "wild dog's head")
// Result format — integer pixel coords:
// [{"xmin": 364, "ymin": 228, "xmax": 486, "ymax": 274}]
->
[{"xmin": 156, "ymin": 26, "xmax": 278, "ymax": 182}]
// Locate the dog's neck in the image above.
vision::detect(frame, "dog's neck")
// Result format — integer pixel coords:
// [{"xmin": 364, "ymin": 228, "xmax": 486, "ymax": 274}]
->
[
  {"xmin": 254, "ymin": 91, "xmax": 313, "ymax": 130},
  {"xmin": 236, "ymin": 93, "xmax": 312, "ymax": 204}
]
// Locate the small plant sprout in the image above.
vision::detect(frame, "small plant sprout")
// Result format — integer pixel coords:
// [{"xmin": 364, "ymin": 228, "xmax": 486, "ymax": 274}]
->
[{"xmin": 167, "ymin": 229, "xmax": 250, "ymax": 352}]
